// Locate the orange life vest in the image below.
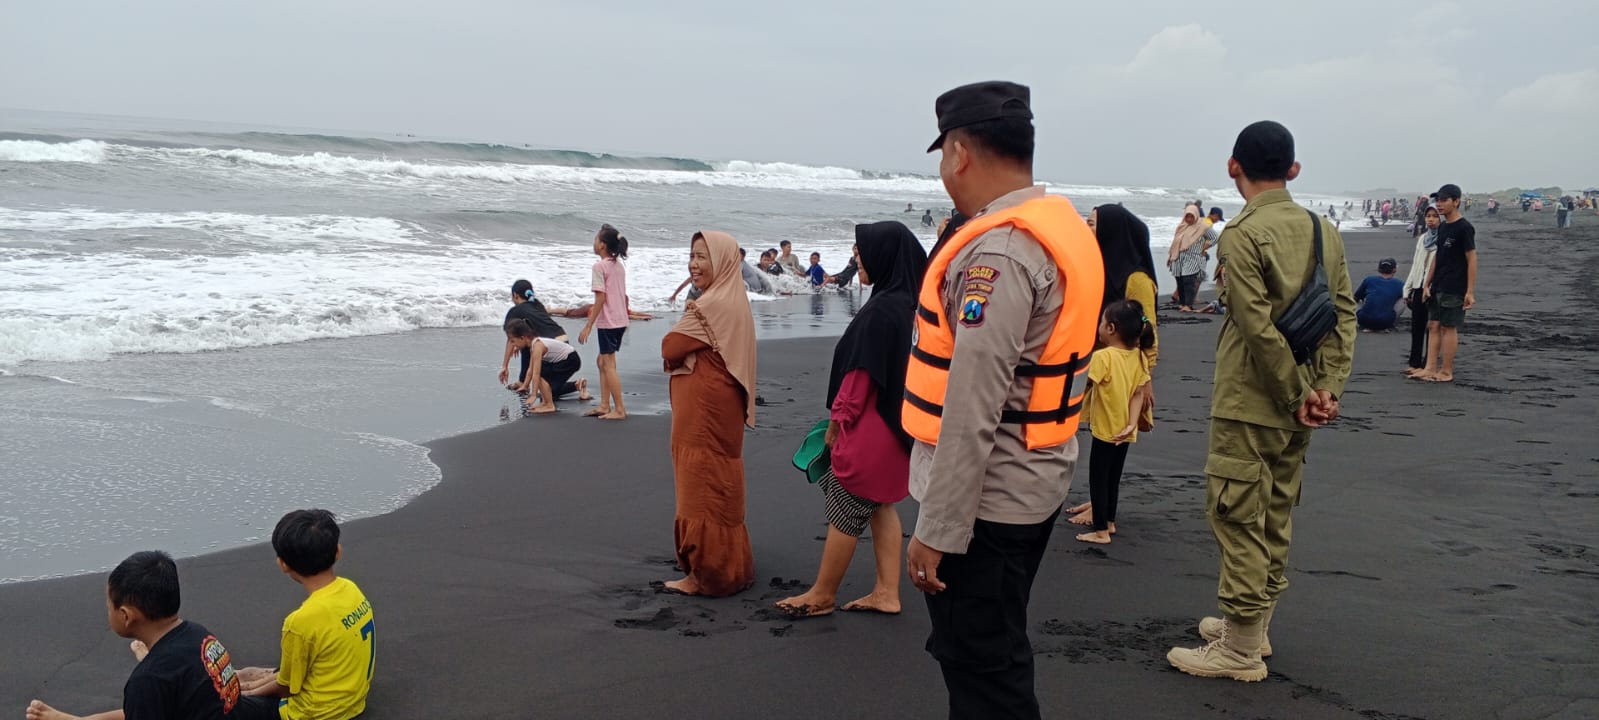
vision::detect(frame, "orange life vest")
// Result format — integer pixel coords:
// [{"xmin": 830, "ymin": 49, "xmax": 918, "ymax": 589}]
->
[{"xmin": 902, "ymin": 194, "xmax": 1104, "ymax": 450}]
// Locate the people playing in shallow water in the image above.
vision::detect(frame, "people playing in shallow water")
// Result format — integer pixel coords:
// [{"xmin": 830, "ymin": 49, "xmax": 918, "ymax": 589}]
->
[
  {"xmin": 499, "ymin": 279, "xmax": 568, "ymax": 391},
  {"xmin": 504, "ymin": 318, "xmax": 591, "ymax": 413},
  {"xmin": 776, "ymin": 221, "xmax": 926, "ymax": 619},
  {"xmin": 776, "ymin": 240, "xmax": 806, "ymax": 277},
  {"xmin": 660, "ymin": 231, "xmax": 758, "ymax": 597},
  {"xmin": 1354, "ymin": 258, "xmax": 1404, "ymax": 332},
  {"xmin": 921, "ymin": 209, "xmax": 934, "ymax": 227},
  {"xmin": 737, "ymin": 248, "xmax": 776, "ymax": 295},
  {"xmin": 806, "ymin": 252, "xmax": 829, "ymax": 287},
  {"xmin": 578, "ymin": 224, "xmax": 629, "ymax": 420},
  {"xmin": 1075, "ymin": 300, "xmax": 1153, "ymax": 545}
]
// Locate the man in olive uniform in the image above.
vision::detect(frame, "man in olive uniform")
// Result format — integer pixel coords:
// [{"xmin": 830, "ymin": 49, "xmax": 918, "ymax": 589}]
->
[
  {"xmin": 1167, "ymin": 121, "xmax": 1356, "ymax": 681},
  {"xmin": 906, "ymin": 82, "xmax": 1102, "ymax": 719}
]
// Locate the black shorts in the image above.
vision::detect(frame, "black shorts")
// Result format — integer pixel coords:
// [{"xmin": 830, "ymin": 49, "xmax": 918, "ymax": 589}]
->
[
  {"xmin": 597, "ymin": 327, "xmax": 626, "ymax": 355},
  {"xmin": 232, "ymin": 696, "xmax": 282, "ymax": 720}
]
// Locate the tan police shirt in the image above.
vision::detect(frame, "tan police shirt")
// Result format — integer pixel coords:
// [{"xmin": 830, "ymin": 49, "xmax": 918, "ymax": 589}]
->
[{"xmin": 909, "ymin": 185, "xmax": 1080, "ymax": 554}]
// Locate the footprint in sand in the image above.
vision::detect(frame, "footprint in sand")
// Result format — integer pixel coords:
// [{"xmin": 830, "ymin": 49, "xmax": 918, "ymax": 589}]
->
[
  {"xmin": 1450, "ymin": 583, "xmax": 1518, "ymax": 597},
  {"xmin": 615, "ymin": 608, "xmax": 681, "ymax": 631},
  {"xmin": 1432, "ymin": 539, "xmax": 1483, "ymax": 557}
]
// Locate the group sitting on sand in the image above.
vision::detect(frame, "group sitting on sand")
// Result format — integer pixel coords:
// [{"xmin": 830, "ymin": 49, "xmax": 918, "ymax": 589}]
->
[{"xmin": 27, "ymin": 510, "xmax": 373, "ymax": 720}]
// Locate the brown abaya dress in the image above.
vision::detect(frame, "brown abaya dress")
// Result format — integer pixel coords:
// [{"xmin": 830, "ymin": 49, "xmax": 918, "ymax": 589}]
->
[{"xmin": 662, "ymin": 332, "xmax": 755, "ymax": 597}]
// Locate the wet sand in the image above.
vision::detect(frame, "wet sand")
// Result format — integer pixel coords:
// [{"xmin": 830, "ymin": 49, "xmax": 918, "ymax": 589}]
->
[{"xmin": 3, "ymin": 209, "xmax": 1596, "ymax": 719}]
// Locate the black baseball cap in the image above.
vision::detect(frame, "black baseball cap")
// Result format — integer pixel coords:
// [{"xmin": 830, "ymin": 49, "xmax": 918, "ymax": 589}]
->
[
  {"xmin": 1432, "ymin": 183, "xmax": 1462, "ymax": 200},
  {"xmin": 927, "ymin": 81, "xmax": 1034, "ymax": 153},
  {"xmin": 1378, "ymin": 257, "xmax": 1397, "ymax": 273},
  {"xmin": 1231, "ymin": 121, "xmax": 1295, "ymax": 180}
]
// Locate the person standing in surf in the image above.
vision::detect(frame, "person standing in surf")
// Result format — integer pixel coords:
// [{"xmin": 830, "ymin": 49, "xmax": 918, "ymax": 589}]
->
[{"xmin": 578, "ymin": 224, "xmax": 630, "ymax": 420}]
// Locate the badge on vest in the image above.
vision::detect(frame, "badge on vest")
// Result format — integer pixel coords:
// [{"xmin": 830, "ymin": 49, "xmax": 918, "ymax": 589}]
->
[{"xmin": 959, "ymin": 265, "xmax": 999, "ymax": 327}]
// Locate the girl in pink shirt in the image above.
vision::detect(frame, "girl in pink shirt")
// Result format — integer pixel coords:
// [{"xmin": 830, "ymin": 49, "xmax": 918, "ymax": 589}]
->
[
  {"xmin": 579, "ymin": 224, "xmax": 630, "ymax": 420},
  {"xmin": 776, "ymin": 221, "xmax": 927, "ymax": 618}
]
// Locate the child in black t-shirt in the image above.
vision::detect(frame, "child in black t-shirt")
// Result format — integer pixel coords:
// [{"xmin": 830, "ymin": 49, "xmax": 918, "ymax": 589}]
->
[{"xmin": 25, "ymin": 551, "xmax": 276, "ymax": 720}]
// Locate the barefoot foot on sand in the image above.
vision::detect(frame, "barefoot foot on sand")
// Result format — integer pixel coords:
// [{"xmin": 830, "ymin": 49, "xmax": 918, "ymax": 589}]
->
[
  {"xmin": 1076, "ymin": 531, "xmax": 1112, "ymax": 545},
  {"xmin": 841, "ymin": 590, "xmax": 901, "ymax": 615},
  {"xmin": 600, "ymin": 411, "xmax": 627, "ymax": 421},
  {"xmin": 583, "ymin": 407, "xmax": 610, "ymax": 417},
  {"xmin": 1065, "ymin": 502, "xmax": 1090, "ymax": 515},
  {"xmin": 776, "ymin": 592, "xmax": 836, "ymax": 618},
  {"xmin": 576, "ymin": 379, "xmax": 593, "ymax": 401},
  {"xmin": 530, "ymin": 405, "xmax": 556, "ymax": 415},
  {"xmin": 660, "ymin": 577, "xmax": 701, "ymax": 595},
  {"xmin": 1109, "ymin": 522, "xmax": 1118, "ymax": 535},
  {"xmin": 1068, "ymin": 510, "xmax": 1094, "ymax": 526},
  {"xmin": 26, "ymin": 700, "xmax": 77, "ymax": 720},
  {"xmin": 1424, "ymin": 373, "xmax": 1453, "ymax": 383}
]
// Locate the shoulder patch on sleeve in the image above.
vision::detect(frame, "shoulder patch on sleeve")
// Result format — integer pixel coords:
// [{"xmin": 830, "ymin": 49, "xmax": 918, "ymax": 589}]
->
[{"xmin": 958, "ymin": 265, "xmax": 1001, "ymax": 327}]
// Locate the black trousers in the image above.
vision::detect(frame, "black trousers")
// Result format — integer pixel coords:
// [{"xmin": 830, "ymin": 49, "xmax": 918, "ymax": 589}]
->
[
  {"xmin": 1176, "ymin": 273, "xmax": 1202, "ymax": 308},
  {"xmin": 925, "ymin": 510, "xmax": 1059, "ymax": 720},
  {"xmin": 541, "ymin": 354, "xmax": 582, "ymax": 398},
  {"xmin": 1088, "ymin": 438, "xmax": 1130, "ymax": 532},
  {"xmin": 1407, "ymin": 289, "xmax": 1430, "ymax": 368}
]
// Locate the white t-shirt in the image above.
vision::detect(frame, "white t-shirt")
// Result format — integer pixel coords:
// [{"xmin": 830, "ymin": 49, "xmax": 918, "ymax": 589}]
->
[{"xmin": 535, "ymin": 337, "xmax": 575, "ymax": 363}]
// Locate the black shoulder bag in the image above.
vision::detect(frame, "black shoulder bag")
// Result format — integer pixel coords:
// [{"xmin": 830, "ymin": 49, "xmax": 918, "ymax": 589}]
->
[{"xmin": 1273, "ymin": 210, "xmax": 1338, "ymax": 365}]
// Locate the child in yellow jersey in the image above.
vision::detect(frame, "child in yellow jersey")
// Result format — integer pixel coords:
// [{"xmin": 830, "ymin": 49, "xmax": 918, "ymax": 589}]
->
[
  {"xmin": 1076, "ymin": 299, "xmax": 1153, "ymax": 546},
  {"xmin": 237, "ymin": 510, "xmax": 374, "ymax": 720}
]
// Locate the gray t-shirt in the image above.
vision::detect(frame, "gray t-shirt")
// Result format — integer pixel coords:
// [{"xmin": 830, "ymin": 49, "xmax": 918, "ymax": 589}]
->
[{"xmin": 741, "ymin": 261, "xmax": 774, "ymax": 294}]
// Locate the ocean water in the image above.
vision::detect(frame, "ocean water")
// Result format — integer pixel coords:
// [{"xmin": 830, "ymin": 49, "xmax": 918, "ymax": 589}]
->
[{"xmin": 0, "ymin": 109, "xmax": 1357, "ymax": 582}]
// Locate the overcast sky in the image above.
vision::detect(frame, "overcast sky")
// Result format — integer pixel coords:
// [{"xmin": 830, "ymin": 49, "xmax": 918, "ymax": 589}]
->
[{"xmin": 4, "ymin": 0, "xmax": 1595, "ymax": 192}]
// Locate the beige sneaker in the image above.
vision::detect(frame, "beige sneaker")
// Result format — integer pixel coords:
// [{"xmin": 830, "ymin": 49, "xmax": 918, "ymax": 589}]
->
[
  {"xmin": 1168, "ymin": 617, "xmax": 1268, "ymax": 682},
  {"xmin": 1199, "ymin": 615, "xmax": 1273, "ymax": 657}
]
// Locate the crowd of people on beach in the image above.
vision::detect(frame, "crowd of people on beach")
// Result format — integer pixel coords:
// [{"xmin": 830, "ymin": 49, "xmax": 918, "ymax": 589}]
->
[
  {"xmin": 33, "ymin": 79, "xmax": 1514, "ymax": 720},
  {"xmin": 480, "ymin": 82, "xmax": 1367, "ymax": 717}
]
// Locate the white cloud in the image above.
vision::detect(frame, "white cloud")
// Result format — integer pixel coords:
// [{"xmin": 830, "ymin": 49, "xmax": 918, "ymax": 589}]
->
[{"xmin": 1124, "ymin": 24, "xmax": 1227, "ymax": 75}]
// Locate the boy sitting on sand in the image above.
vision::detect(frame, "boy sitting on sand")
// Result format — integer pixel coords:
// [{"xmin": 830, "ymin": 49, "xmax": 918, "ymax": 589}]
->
[
  {"xmin": 235, "ymin": 509, "xmax": 375, "ymax": 720},
  {"xmin": 27, "ymin": 551, "xmax": 279, "ymax": 720}
]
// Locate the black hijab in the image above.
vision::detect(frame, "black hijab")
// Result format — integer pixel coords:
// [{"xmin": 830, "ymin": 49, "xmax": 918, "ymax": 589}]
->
[
  {"xmin": 826, "ymin": 221, "xmax": 929, "ymax": 450},
  {"xmin": 1092, "ymin": 204, "xmax": 1158, "ymax": 311}
]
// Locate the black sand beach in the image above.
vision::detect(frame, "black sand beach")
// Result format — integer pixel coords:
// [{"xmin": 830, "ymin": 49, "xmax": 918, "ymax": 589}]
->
[{"xmin": 4, "ymin": 209, "xmax": 1596, "ymax": 719}]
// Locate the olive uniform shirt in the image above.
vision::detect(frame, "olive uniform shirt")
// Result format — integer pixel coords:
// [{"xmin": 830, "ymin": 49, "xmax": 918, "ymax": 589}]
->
[
  {"xmin": 1212, "ymin": 188, "xmax": 1356, "ymax": 431},
  {"xmin": 909, "ymin": 186, "xmax": 1082, "ymax": 554}
]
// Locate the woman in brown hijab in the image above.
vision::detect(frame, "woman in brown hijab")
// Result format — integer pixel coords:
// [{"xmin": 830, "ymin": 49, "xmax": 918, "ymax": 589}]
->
[{"xmin": 659, "ymin": 231, "xmax": 758, "ymax": 597}]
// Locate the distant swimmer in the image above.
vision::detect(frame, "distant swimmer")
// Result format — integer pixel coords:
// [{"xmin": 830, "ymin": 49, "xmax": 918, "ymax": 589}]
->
[
  {"xmin": 777, "ymin": 240, "xmax": 807, "ymax": 277},
  {"xmin": 922, "ymin": 209, "xmax": 934, "ymax": 227},
  {"xmin": 905, "ymin": 202, "xmax": 916, "ymax": 213}
]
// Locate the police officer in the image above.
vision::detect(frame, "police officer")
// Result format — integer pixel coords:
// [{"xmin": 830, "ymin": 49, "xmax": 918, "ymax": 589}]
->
[
  {"xmin": 903, "ymin": 81, "xmax": 1103, "ymax": 719},
  {"xmin": 1167, "ymin": 121, "xmax": 1356, "ymax": 681}
]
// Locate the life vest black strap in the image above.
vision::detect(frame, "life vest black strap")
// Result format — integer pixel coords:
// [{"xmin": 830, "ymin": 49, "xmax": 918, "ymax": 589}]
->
[
  {"xmin": 910, "ymin": 345, "xmax": 952, "ymax": 370},
  {"xmin": 903, "ymin": 389, "xmax": 944, "ymax": 418},
  {"xmin": 916, "ymin": 304, "xmax": 942, "ymax": 327},
  {"xmin": 1000, "ymin": 399, "xmax": 1084, "ymax": 425},
  {"xmin": 1013, "ymin": 352, "xmax": 1094, "ymax": 378}
]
